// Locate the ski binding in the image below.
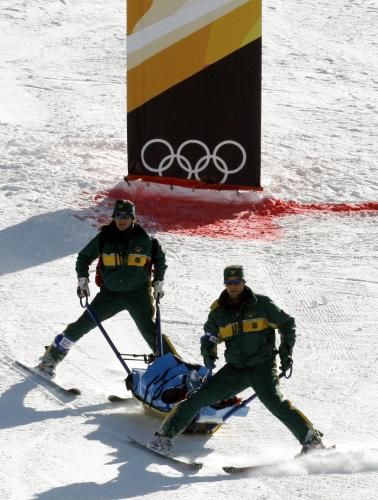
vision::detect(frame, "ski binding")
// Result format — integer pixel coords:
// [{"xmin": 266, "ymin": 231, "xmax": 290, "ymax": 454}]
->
[{"xmin": 127, "ymin": 434, "xmax": 203, "ymax": 471}]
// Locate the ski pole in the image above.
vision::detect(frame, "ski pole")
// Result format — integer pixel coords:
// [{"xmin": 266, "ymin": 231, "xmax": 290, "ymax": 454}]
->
[
  {"xmin": 155, "ymin": 298, "xmax": 164, "ymax": 358},
  {"xmin": 80, "ymin": 297, "xmax": 131, "ymax": 375},
  {"xmin": 222, "ymin": 371, "xmax": 285, "ymax": 422}
]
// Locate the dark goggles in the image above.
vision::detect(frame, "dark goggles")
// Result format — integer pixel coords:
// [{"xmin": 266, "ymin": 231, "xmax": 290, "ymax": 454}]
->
[
  {"xmin": 224, "ymin": 279, "xmax": 243, "ymax": 285},
  {"xmin": 114, "ymin": 211, "xmax": 132, "ymax": 220}
]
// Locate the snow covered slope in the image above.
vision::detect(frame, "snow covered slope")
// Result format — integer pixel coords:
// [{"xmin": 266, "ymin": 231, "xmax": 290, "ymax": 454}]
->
[{"xmin": 0, "ymin": 1, "xmax": 377, "ymax": 499}]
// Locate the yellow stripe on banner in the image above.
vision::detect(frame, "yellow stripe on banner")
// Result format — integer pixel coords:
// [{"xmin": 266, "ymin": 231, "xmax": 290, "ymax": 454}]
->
[
  {"xmin": 128, "ymin": 0, "xmax": 261, "ymax": 112},
  {"xmin": 204, "ymin": 3, "xmax": 261, "ymax": 68}
]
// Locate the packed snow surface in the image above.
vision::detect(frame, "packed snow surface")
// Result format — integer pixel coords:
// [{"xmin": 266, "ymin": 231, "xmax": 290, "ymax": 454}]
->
[{"xmin": 0, "ymin": 1, "xmax": 377, "ymax": 499}]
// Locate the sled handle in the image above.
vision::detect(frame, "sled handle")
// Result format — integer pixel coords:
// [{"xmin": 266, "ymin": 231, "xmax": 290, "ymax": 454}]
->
[
  {"xmin": 155, "ymin": 298, "xmax": 164, "ymax": 358},
  {"xmin": 80, "ymin": 298, "xmax": 132, "ymax": 375}
]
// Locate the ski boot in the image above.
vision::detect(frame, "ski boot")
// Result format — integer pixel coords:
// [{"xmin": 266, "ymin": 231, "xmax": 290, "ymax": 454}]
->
[
  {"xmin": 36, "ymin": 349, "xmax": 61, "ymax": 379},
  {"xmin": 299, "ymin": 429, "xmax": 325, "ymax": 455},
  {"xmin": 36, "ymin": 333, "xmax": 74, "ymax": 378}
]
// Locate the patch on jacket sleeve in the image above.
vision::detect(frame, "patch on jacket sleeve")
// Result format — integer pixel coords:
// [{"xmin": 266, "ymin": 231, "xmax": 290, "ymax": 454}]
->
[
  {"xmin": 127, "ymin": 254, "xmax": 149, "ymax": 267},
  {"xmin": 219, "ymin": 322, "xmax": 239, "ymax": 340}
]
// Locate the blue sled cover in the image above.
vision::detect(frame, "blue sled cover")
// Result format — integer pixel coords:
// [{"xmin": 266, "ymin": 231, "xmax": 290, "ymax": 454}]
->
[{"xmin": 129, "ymin": 353, "xmax": 248, "ymax": 427}]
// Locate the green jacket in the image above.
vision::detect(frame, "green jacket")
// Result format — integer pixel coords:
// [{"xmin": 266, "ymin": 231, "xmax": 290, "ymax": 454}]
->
[
  {"xmin": 76, "ymin": 222, "xmax": 167, "ymax": 292},
  {"xmin": 203, "ymin": 286, "xmax": 296, "ymax": 368}
]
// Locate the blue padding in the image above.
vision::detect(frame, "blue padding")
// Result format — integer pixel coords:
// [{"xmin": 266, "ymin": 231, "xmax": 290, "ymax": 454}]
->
[
  {"xmin": 130, "ymin": 354, "xmax": 250, "ymax": 424},
  {"xmin": 131, "ymin": 353, "xmax": 208, "ymax": 413}
]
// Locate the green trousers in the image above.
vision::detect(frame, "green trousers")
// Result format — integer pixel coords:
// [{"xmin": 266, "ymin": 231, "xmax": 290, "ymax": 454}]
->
[
  {"xmin": 161, "ymin": 359, "xmax": 314, "ymax": 444},
  {"xmin": 64, "ymin": 287, "xmax": 172, "ymax": 354}
]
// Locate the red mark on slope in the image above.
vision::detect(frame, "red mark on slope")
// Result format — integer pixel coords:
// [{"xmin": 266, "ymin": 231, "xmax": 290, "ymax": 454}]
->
[{"xmin": 87, "ymin": 187, "xmax": 377, "ymax": 241}]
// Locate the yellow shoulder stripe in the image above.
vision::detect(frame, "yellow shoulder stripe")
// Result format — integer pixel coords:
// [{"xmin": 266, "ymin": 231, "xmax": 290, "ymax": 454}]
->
[
  {"xmin": 218, "ymin": 317, "xmax": 274, "ymax": 340},
  {"xmin": 102, "ymin": 253, "xmax": 125, "ymax": 266},
  {"xmin": 102, "ymin": 253, "xmax": 150, "ymax": 267},
  {"xmin": 210, "ymin": 300, "xmax": 219, "ymax": 311}
]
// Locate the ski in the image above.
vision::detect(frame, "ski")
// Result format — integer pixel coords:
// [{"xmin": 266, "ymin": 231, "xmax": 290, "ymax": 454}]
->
[
  {"xmin": 108, "ymin": 395, "xmax": 139, "ymax": 407},
  {"xmin": 127, "ymin": 434, "xmax": 203, "ymax": 471},
  {"xmin": 108, "ymin": 394, "xmax": 129, "ymax": 403},
  {"xmin": 223, "ymin": 465, "xmax": 266, "ymax": 474},
  {"xmin": 294, "ymin": 444, "xmax": 336, "ymax": 459},
  {"xmin": 223, "ymin": 446, "xmax": 337, "ymax": 474},
  {"xmin": 14, "ymin": 360, "xmax": 81, "ymax": 398}
]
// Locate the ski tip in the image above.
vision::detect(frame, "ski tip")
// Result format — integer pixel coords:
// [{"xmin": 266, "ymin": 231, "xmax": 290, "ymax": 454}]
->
[
  {"xmin": 223, "ymin": 465, "xmax": 262, "ymax": 474},
  {"xmin": 192, "ymin": 462, "xmax": 203, "ymax": 471},
  {"xmin": 67, "ymin": 388, "xmax": 81, "ymax": 395},
  {"xmin": 108, "ymin": 394, "xmax": 129, "ymax": 403},
  {"xmin": 223, "ymin": 467, "xmax": 234, "ymax": 474},
  {"xmin": 223, "ymin": 466, "xmax": 246, "ymax": 474}
]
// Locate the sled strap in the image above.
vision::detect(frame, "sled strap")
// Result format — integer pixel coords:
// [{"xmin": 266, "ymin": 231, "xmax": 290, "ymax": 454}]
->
[
  {"xmin": 150, "ymin": 370, "xmax": 185, "ymax": 405},
  {"xmin": 143, "ymin": 359, "xmax": 184, "ymax": 407},
  {"xmin": 142, "ymin": 367, "xmax": 173, "ymax": 405}
]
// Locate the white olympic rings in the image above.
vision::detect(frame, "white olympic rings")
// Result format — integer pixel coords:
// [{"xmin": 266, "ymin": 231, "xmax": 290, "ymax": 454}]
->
[{"xmin": 141, "ymin": 139, "xmax": 246, "ymax": 183}]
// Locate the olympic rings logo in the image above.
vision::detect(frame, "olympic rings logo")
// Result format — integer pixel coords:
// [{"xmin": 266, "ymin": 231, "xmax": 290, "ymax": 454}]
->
[{"xmin": 141, "ymin": 139, "xmax": 246, "ymax": 183}]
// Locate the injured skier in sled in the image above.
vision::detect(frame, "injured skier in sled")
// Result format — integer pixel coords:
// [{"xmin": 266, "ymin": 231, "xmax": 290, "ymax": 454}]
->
[{"xmin": 125, "ymin": 353, "xmax": 244, "ymax": 433}]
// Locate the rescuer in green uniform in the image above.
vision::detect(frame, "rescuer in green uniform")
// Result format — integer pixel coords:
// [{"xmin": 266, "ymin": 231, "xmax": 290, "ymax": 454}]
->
[
  {"xmin": 148, "ymin": 265, "xmax": 325, "ymax": 457},
  {"xmin": 37, "ymin": 199, "xmax": 174, "ymax": 378}
]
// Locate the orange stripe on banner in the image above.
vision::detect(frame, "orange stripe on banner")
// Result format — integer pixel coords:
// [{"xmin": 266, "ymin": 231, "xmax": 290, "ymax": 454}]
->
[
  {"xmin": 128, "ymin": 1, "xmax": 261, "ymax": 112},
  {"xmin": 127, "ymin": 0, "xmax": 154, "ymax": 35},
  {"xmin": 205, "ymin": 3, "xmax": 261, "ymax": 64}
]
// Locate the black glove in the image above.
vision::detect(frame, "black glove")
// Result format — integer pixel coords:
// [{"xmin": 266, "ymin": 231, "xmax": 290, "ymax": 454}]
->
[
  {"xmin": 200, "ymin": 336, "xmax": 218, "ymax": 370},
  {"xmin": 279, "ymin": 344, "xmax": 293, "ymax": 373},
  {"xmin": 203, "ymin": 352, "xmax": 217, "ymax": 370}
]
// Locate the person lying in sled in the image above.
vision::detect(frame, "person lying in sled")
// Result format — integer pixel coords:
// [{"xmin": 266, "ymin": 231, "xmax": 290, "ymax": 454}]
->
[
  {"xmin": 148, "ymin": 265, "xmax": 325, "ymax": 456},
  {"xmin": 127, "ymin": 349, "xmax": 242, "ymax": 421},
  {"xmin": 37, "ymin": 199, "xmax": 175, "ymax": 378}
]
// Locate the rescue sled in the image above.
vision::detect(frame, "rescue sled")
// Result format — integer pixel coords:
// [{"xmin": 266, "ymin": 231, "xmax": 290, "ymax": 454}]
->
[
  {"xmin": 82, "ymin": 298, "xmax": 249, "ymax": 433},
  {"xmin": 126, "ymin": 352, "xmax": 248, "ymax": 433}
]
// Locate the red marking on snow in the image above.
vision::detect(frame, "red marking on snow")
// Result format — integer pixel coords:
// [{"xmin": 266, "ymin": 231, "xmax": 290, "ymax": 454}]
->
[{"xmin": 88, "ymin": 187, "xmax": 377, "ymax": 241}]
